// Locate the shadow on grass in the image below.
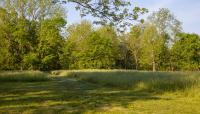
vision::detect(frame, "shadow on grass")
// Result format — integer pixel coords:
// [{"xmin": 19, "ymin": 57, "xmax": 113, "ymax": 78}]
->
[
  {"xmin": 0, "ymin": 77, "xmax": 170, "ymax": 114},
  {"xmin": 0, "ymin": 71, "xmax": 199, "ymax": 113}
]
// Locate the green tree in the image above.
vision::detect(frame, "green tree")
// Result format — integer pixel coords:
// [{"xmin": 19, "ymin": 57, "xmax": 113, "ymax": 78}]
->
[
  {"xmin": 171, "ymin": 33, "xmax": 200, "ymax": 71},
  {"xmin": 23, "ymin": 52, "xmax": 39, "ymax": 70},
  {"xmin": 0, "ymin": 0, "xmax": 148, "ymax": 70},
  {"xmin": 0, "ymin": 7, "xmax": 32, "ymax": 70},
  {"xmin": 67, "ymin": 25, "xmax": 120, "ymax": 69},
  {"xmin": 0, "ymin": 1, "xmax": 66, "ymax": 70},
  {"xmin": 62, "ymin": 21, "xmax": 93, "ymax": 69},
  {"xmin": 140, "ymin": 25, "xmax": 164, "ymax": 71},
  {"xmin": 13, "ymin": 18, "xmax": 34, "ymax": 70},
  {"xmin": 37, "ymin": 17, "xmax": 66, "ymax": 70},
  {"xmin": 0, "ymin": 7, "xmax": 10, "ymax": 69},
  {"xmin": 147, "ymin": 8, "xmax": 182, "ymax": 70},
  {"xmin": 127, "ymin": 25, "xmax": 142, "ymax": 70},
  {"xmin": 94, "ymin": 26, "xmax": 120, "ymax": 68}
]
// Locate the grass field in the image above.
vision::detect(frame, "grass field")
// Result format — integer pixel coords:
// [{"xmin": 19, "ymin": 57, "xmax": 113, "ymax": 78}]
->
[{"xmin": 0, "ymin": 70, "xmax": 200, "ymax": 114}]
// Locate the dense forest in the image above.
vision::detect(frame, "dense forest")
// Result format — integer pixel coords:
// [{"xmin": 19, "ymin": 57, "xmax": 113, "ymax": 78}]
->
[{"xmin": 0, "ymin": 0, "xmax": 200, "ymax": 71}]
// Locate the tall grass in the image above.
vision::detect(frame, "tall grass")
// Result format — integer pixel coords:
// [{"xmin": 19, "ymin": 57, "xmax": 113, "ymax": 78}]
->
[
  {"xmin": 60, "ymin": 70, "xmax": 200, "ymax": 92},
  {"xmin": 0, "ymin": 71, "xmax": 51, "ymax": 82}
]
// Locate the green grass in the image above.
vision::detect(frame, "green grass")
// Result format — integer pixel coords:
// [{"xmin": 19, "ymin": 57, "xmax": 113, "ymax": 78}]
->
[
  {"xmin": 71, "ymin": 71, "xmax": 200, "ymax": 92},
  {"xmin": 0, "ymin": 71, "xmax": 51, "ymax": 82},
  {"xmin": 0, "ymin": 70, "xmax": 200, "ymax": 114}
]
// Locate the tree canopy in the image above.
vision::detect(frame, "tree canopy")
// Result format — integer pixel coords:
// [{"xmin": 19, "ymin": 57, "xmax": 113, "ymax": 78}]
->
[{"xmin": 0, "ymin": 1, "xmax": 200, "ymax": 71}]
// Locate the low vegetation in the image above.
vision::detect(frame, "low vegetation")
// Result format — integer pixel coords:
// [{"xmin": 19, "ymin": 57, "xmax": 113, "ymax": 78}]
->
[
  {"xmin": 72, "ymin": 71, "xmax": 200, "ymax": 91},
  {"xmin": 0, "ymin": 71, "xmax": 51, "ymax": 82},
  {"xmin": 1, "ymin": 70, "xmax": 200, "ymax": 114}
]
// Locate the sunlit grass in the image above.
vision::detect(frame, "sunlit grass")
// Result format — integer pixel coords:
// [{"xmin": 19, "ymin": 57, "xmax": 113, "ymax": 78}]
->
[
  {"xmin": 0, "ymin": 70, "xmax": 200, "ymax": 114},
  {"xmin": 62, "ymin": 70, "xmax": 200, "ymax": 92},
  {"xmin": 0, "ymin": 71, "xmax": 51, "ymax": 82}
]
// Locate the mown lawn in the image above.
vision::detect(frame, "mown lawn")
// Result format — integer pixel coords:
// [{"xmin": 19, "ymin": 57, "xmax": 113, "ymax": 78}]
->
[{"xmin": 0, "ymin": 70, "xmax": 200, "ymax": 114}]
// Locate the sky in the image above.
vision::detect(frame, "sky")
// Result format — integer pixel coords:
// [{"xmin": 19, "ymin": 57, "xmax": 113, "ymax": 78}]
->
[{"xmin": 65, "ymin": 0, "xmax": 200, "ymax": 35}]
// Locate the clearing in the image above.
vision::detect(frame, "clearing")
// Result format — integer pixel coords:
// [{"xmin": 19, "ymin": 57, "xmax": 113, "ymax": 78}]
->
[{"xmin": 0, "ymin": 70, "xmax": 200, "ymax": 114}]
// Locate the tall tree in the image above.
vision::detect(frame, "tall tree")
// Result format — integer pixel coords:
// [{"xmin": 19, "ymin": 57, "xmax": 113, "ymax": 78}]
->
[
  {"xmin": 63, "ymin": 21, "xmax": 93, "ymax": 69},
  {"xmin": 0, "ymin": 0, "xmax": 66, "ymax": 70},
  {"xmin": 12, "ymin": 18, "xmax": 34, "ymax": 70},
  {"xmin": 140, "ymin": 25, "xmax": 164, "ymax": 71},
  {"xmin": 147, "ymin": 8, "xmax": 182, "ymax": 70},
  {"xmin": 0, "ymin": 7, "xmax": 11, "ymax": 69},
  {"xmin": 147, "ymin": 8, "xmax": 182, "ymax": 37},
  {"xmin": 0, "ymin": 7, "xmax": 33, "ymax": 70},
  {"xmin": 37, "ymin": 17, "xmax": 66, "ymax": 70},
  {"xmin": 67, "ymin": 22, "xmax": 118, "ymax": 69},
  {"xmin": 171, "ymin": 33, "xmax": 200, "ymax": 71},
  {"xmin": 127, "ymin": 25, "xmax": 142, "ymax": 70},
  {"xmin": 66, "ymin": 25, "xmax": 120, "ymax": 69}
]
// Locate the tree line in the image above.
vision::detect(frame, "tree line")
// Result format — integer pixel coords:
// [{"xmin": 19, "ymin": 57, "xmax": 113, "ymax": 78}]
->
[{"xmin": 0, "ymin": 1, "xmax": 200, "ymax": 71}]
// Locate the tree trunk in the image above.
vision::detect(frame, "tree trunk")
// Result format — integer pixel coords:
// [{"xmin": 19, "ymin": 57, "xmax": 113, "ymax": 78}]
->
[
  {"xmin": 20, "ymin": 65, "xmax": 23, "ymax": 71},
  {"xmin": 135, "ymin": 63, "xmax": 138, "ymax": 70},
  {"xmin": 152, "ymin": 55, "xmax": 156, "ymax": 72},
  {"xmin": 153, "ymin": 61, "xmax": 156, "ymax": 72},
  {"xmin": 135, "ymin": 56, "xmax": 138, "ymax": 70}
]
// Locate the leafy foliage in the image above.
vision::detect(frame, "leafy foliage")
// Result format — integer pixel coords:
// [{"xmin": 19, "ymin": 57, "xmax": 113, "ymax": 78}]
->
[
  {"xmin": 127, "ymin": 25, "xmax": 143, "ymax": 69},
  {"xmin": 0, "ymin": 1, "xmax": 66, "ymax": 70},
  {"xmin": 65, "ymin": 24, "xmax": 120, "ymax": 69},
  {"xmin": 140, "ymin": 25, "xmax": 164, "ymax": 71},
  {"xmin": 171, "ymin": 33, "xmax": 200, "ymax": 70},
  {"xmin": 0, "ymin": 1, "xmax": 199, "ymax": 71},
  {"xmin": 37, "ymin": 18, "xmax": 66, "ymax": 70},
  {"xmin": 60, "ymin": 0, "xmax": 148, "ymax": 32}
]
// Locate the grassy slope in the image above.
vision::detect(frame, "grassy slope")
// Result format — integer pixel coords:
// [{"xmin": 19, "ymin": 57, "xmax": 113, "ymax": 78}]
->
[{"xmin": 0, "ymin": 70, "xmax": 200, "ymax": 114}]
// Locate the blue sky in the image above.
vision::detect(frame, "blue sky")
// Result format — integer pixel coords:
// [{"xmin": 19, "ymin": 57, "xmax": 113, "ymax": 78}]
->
[{"xmin": 65, "ymin": 0, "xmax": 200, "ymax": 35}]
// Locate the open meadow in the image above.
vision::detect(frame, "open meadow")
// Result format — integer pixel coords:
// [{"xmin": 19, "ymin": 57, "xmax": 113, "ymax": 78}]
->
[
  {"xmin": 1, "ymin": 0, "xmax": 200, "ymax": 114},
  {"xmin": 0, "ymin": 70, "xmax": 200, "ymax": 114}
]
